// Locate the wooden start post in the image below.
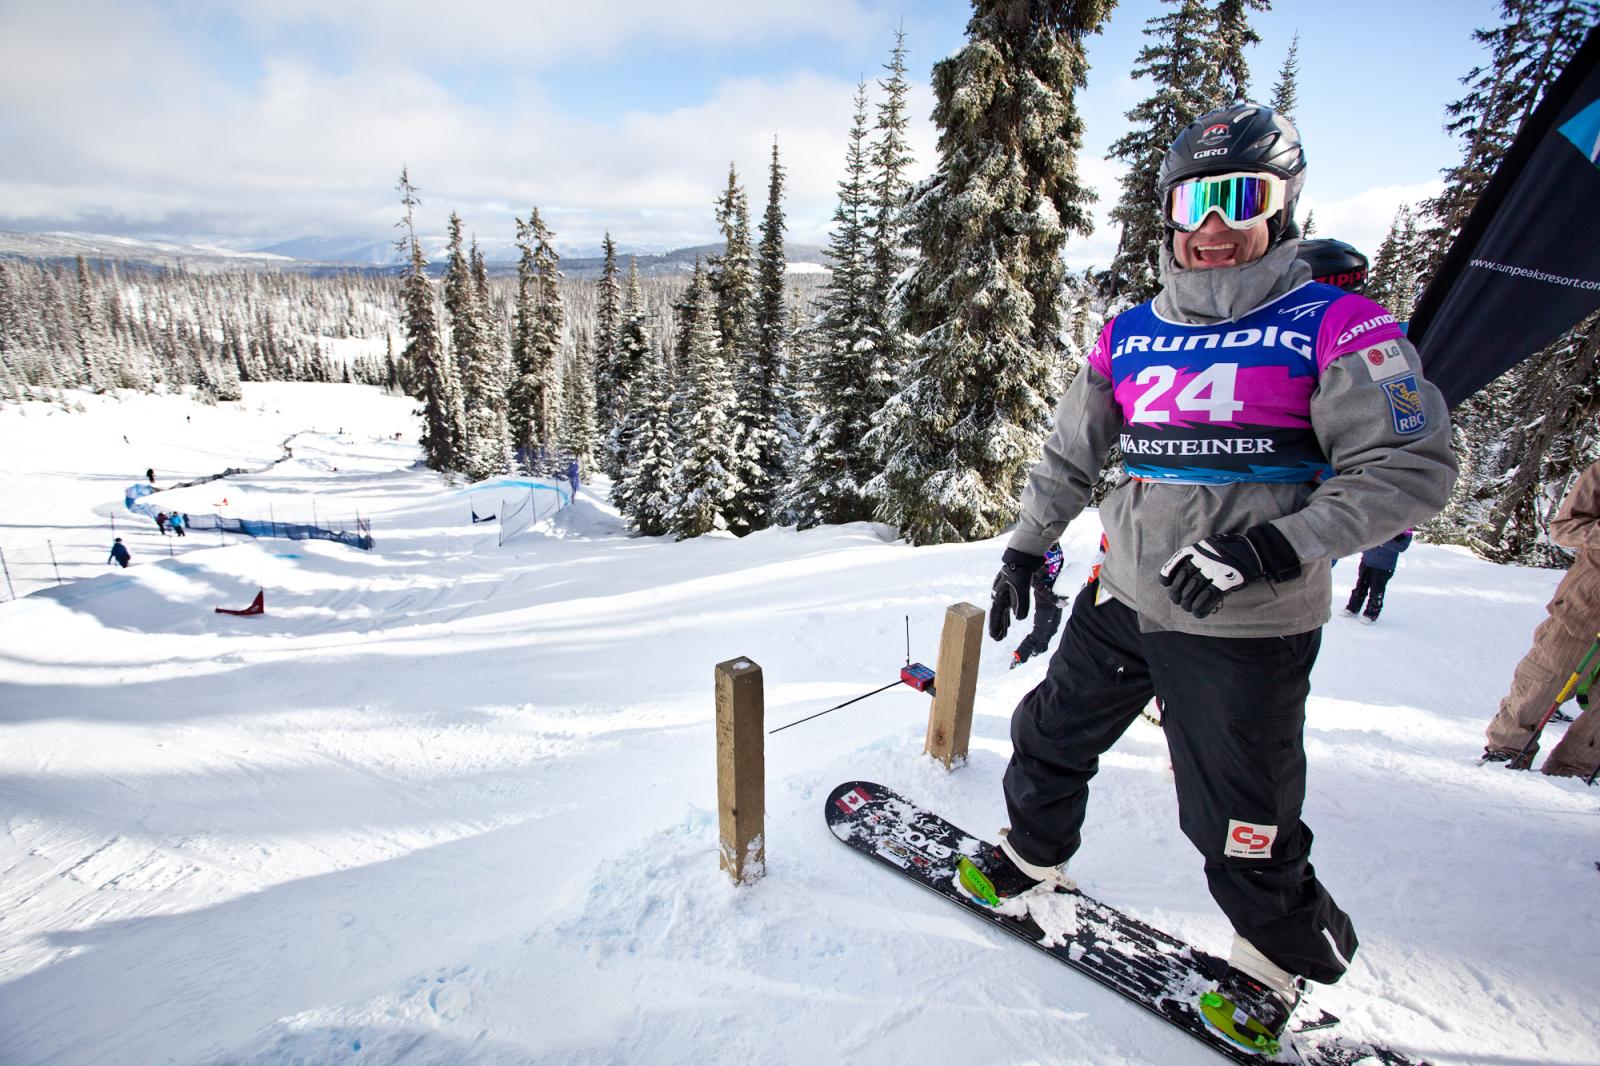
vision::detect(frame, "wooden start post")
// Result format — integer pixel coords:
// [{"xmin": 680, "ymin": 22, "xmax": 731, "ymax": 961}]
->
[
  {"xmin": 923, "ymin": 602, "xmax": 985, "ymax": 770},
  {"xmin": 716, "ymin": 656, "xmax": 765, "ymax": 885}
]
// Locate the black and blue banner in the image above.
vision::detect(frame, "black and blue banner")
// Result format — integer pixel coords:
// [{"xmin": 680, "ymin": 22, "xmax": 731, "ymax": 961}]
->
[{"xmin": 1410, "ymin": 26, "xmax": 1600, "ymax": 410}]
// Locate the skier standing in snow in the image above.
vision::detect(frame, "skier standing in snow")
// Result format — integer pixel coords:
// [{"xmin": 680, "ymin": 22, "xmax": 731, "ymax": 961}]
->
[
  {"xmin": 107, "ymin": 538, "xmax": 131, "ymax": 568},
  {"xmin": 977, "ymin": 104, "xmax": 1457, "ymax": 1053},
  {"xmin": 169, "ymin": 512, "xmax": 186, "ymax": 538},
  {"xmin": 1483, "ymin": 459, "xmax": 1600, "ymax": 777},
  {"xmin": 1342, "ymin": 529, "xmax": 1412, "ymax": 624},
  {"xmin": 155, "ymin": 511, "xmax": 169, "ymax": 536}
]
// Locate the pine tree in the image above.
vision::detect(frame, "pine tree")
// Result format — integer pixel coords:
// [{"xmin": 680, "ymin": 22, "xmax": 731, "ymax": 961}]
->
[
  {"xmin": 395, "ymin": 168, "xmax": 454, "ymax": 472},
  {"xmin": 866, "ymin": 26, "xmax": 916, "ymax": 392},
  {"xmin": 1268, "ymin": 31, "xmax": 1300, "ymax": 122},
  {"xmin": 74, "ymin": 256, "xmax": 102, "ymax": 390},
  {"xmin": 726, "ymin": 138, "xmax": 792, "ymax": 535},
  {"xmin": 1300, "ymin": 209, "xmax": 1317, "ymax": 238},
  {"xmin": 669, "ymin": 259, "xmax": 739, "ymax": 540},
  {"xmin": 616, "ymin": 258, "xmax": 652, "ymax": 443},
  {"xmin": 875, "ymin": 0, "xmax": 1114, "ymax": 545},
  {"xmin": 559, "ymin": 328, "xmax": 599, "ymax": 470},
  {"xmin": 709, "ymin": 166, "xmax": 755, "ymax": 364},
  {"xmin": 462, "ymin": 240, "xmax": 512, "ymax": 480},
  {"xmin": 531, "ymin": 209, "xmax": 566, "ymax": 455},
  {"xmin": 1104, "ymin": 0, "xmax": 1216, "ymax": 306},
  {"xmin": 509, "ymin": 213, "xmax": 539, "ymax": 460},
  {"xmin": 1366, "ymin": 204, "xmax": 1422, "ymax": 322},
  {"xmin": 594, "ymin": 234, "xmax": 625, "ymax": 476},
  {"xmin": 616, "ymin": 343, "xmax": 678, "ymax": 537},
  {"xmin": 1203, "ymin": 0, "xmax": 1270, "ymax": 108},
  {"xmin": 789, "ymin": 81, "xmax": 877, "ymax": 528},
  {"xmin": 1419, "ymin": 0, "xmax": 1598, "ymax": 560},
  {"xmin": 442, "ymin": 213, "xmax": 479, "ymax": 470},
  {"xmin": 1423, "ymin": 0, "xmax": 1596, "ymax": 266}
]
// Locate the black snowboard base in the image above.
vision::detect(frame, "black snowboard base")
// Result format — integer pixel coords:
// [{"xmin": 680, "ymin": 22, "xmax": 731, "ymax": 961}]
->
[{"xmin": 825, "ymin": 780, "xmax": 1424, "ymax": 1065}]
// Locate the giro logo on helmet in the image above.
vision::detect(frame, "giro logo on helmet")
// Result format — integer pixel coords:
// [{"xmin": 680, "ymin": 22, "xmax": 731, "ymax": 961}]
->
[{"xmin": 1193, "ymin": 147, "xmax": 1228, "ymax": 159}]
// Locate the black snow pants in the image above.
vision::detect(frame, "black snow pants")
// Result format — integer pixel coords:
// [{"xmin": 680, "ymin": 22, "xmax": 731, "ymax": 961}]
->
[
  {"xmin": 1002, "ymin": 582, "xmax": 1358, "ymax": 985},
  {"xmin": 1345, "ymin": 565, "xmax": 1393, "ymax": 619}
]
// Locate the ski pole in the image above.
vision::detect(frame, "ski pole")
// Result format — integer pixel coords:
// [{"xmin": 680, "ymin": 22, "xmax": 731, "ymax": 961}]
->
[{"xmin": 1511, "ymin": 632, "xmax": 1600, "ymax": 769}]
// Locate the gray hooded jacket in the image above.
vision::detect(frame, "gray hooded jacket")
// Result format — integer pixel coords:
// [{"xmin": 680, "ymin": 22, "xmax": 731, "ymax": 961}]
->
[{"xmin": 1007, "ymin": 240, "xmax": 1458, "ymax": 637}]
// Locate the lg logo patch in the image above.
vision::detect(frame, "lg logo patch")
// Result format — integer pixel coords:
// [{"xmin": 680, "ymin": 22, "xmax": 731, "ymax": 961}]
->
[{"xmin": 1225, "ymin": 819, "xmax": 1278, "ymax": 859}]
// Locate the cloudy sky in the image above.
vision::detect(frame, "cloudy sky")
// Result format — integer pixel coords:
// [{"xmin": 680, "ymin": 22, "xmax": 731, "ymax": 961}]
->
[{"xmin": 0, "ymin": 0, "xmax": 1501, "ymax": 268}]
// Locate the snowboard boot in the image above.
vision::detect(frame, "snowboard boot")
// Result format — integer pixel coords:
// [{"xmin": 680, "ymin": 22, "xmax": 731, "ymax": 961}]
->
[
  {"xmin": 1198, "ymin": 966, "xmax": 1304, "ymax": 1056},
  {"xmin": 955, "ymin": 829, "xmax": 1074, "ymax": 910},
  {"xmin": 1482, "ymin": 746, "xmax": 1533, "ymax": 769},
  {"xmin": 1360, "ymin": 614, "xmax": 1378, "ymax": 625}
]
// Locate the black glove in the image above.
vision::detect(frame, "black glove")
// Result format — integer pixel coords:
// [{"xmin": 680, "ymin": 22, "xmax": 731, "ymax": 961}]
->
[
  {"xmin": 1158, "ymin": 524, "xmax": 1302, "ymax": 618},
  {"xmin": 989, "ymin": 548, "xmax": 1045, "ymax": 640}
]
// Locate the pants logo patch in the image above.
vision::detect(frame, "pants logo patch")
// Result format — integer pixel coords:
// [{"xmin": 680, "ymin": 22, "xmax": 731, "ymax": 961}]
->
[{"xmin": 1225, "ymin": 819, "xmax": 1278, "ymax": 859}]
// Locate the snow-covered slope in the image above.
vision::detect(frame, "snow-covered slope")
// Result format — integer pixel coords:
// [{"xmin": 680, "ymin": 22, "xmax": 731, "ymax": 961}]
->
[{"xmin": 0, "ymin": 386, "xmax": 1595, "ymax": 1065}]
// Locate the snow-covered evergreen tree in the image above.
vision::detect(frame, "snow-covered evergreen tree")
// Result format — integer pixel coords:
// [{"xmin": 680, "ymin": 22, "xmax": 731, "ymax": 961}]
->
[
  {"xmin": 1423, "ymin": 0, "xmax": 1596, "ymax": 263},
  {"xmin": 1419, "ymin": 0, "xmax": 1598, "ymax": 561},
  {"xmin": 395, "ymin": 168, "xmax": 454, "ymax": 473},
  {"xmin": 1300, "ymin": 209, "xmax": 1317, "ymax": 238},
  {"xmin": 1366, "ymin": 204, "xmax": 1422, "ymax": 323},
  {"xmin": 874, "ymin": 0, "xmax": 1113, "ymax": 545},
  {"xmin": 508, "ymin": 208, "xmax": 564, "ymax": 462},
  {"xmin": 1268, "ymin": 31, "xmax": 1300, "ymax": 122},
  {"xmin": 1103, "ymin": 0, "xmax": 1216, "ymax": 306},
  {"xmin": 594, "ymin": 234, "xmax": 625, "ymax": 476},
  {"xmin": 727, "ymin": 138, "xmax": 792, "ymax": 536},
  {"xmin": 558, "ymin": 328, "xmax": 598, "ymax": 471},
  {"xmin": 709, "ymin": 166, "xmax": 755, "ymax": 365},
  {"xmin": 866, "ymin": 26, "xmax": 916, "ymax": 397},
  {"xmin": 442, "ymin": 214, "xmax": 479, "ymax": 470},
  {"xmin": 461, "ymin": 240, "xmax": 512, "ymax": 481},
  {"xmin": 1203, "ymin": 0, "xmax": 1269, "ymax": 107},
  {"xmin": 788, "ymin": 81, "xmax": 878, "ymax": 528},
  {"xmin": 669, "ymin": 259, "xmax": 739, "ymax": 540},
  {"xmin": 616, "ymin": 342, "xmax": 678, "ymax": 537}
]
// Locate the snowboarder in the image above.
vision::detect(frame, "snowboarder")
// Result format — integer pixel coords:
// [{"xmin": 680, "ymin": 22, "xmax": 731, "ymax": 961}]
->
[
  {"xmin": 146, "ymin": 467, "xmax": 155, "ymax": 485},
  {"xmin": 1343, "ymin": 529, "xmax": 1413, "ymax": 623},
  {"xmin": 155, "ymin": 511, "xmax": 169, "ymax": 536},
  {"xmin": 1484, "ymin": 459, "xmax": 1600, "ymax": 776},
  {"xmin": 169, "ymin": 512, "xmax": 186, "ymax": 538},
  {"xmin": 1011, "ymin": 543, "xmax": 1067, "ymax": 668},
  {"xmin": 107, "ymin": 538, "xmax": 131, "ymax": 568},
  {"xmin": 979, "ymin": 104, "xmax": 1457, "ymax": 1054}
]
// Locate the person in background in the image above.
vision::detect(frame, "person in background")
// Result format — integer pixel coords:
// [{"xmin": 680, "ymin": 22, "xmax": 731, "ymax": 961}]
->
[
  {"xmin": 1483, "ymin": 459, "xmax": 1600, "ymax": 777},
  {"xmin": 155, "ymin": 511, "xmax": 169, "ymax": 536},
  {"xmin": 108, "ymin": 538, "xmax": 131, "ymax": 568},
  {"xmin": 1295, "ymin": 238, "xmax": 1369, "ymax": 294},
  {"xmin": 169, "ymin": 511, "xmax": 186, "ymax": 538},
  {"xmin": 1343, "ymin": 529, "xmax": 1413, "ymax": 624},
  {"xmin": 146, "ymin": 467, "xmax": 155, "ymax": 485}
]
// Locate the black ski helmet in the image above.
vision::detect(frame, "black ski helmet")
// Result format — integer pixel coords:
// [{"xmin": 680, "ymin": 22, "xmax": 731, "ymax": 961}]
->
[
  {"xmin": 1296, "ymin": 238, "xmax": 1369, "ymax": 293},
  {"xmin": 1158, "ymin": 103, "xmax": 1307, "ymax": 244}
]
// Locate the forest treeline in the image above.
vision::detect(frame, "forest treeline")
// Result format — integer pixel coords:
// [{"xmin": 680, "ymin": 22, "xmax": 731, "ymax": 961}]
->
[{"xmin": 1, "ymin": 0, "xmax": 1593, "ymax": 565}]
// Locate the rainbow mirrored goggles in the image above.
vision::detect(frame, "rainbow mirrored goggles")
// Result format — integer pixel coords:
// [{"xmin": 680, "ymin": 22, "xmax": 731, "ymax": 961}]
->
[{"xmin": 1166, "ymin": 171, "xmax": 1286, "ymax": 231}]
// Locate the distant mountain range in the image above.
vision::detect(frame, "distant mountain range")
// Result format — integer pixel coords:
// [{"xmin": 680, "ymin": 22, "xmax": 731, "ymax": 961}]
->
[{"xmin": 0, "ymin": 229, "xmax": 831, "ymax": 279}]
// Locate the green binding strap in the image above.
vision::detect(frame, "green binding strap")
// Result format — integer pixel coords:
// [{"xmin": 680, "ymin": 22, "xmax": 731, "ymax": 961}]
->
[
  {"xmin": 956, "ymin": 856, "xmax": 1001, "ymax": 907},
  {"xmin": 1198, "ymin": 991, "xmax": 1282, "ymax": 1056}
]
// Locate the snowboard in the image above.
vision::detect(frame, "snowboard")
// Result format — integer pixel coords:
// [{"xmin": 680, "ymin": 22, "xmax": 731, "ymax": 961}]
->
[{"xmin": 825, "ymin": 780, "xmax": 1422, "ymax": 1066}]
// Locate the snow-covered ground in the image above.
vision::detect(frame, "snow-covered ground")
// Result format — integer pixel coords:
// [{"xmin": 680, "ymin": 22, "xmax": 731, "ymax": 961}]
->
[{"xmin": 0, "ymin": 385, "xmax": 1595, "ymax": 1066}]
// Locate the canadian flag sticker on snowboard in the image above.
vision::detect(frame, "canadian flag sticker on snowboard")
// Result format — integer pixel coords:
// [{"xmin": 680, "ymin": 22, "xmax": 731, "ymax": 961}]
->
[{"xmin": 835, "ymin": 787, "xmax": 875, "ymax": 815}]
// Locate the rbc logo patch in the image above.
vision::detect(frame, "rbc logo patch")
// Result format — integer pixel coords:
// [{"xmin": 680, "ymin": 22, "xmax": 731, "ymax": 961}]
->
[{"xmin": 1381, "ymin": 375, "xmax": 1427, "ymax": 434}]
